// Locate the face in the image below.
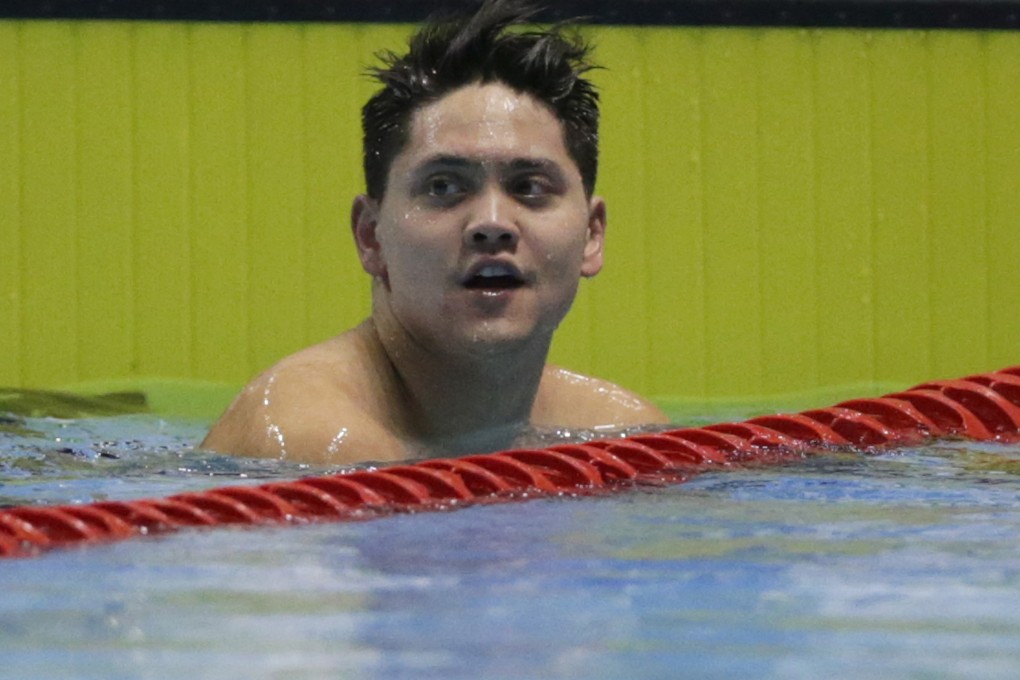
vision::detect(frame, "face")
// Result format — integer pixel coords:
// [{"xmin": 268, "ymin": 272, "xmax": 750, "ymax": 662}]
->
[{"xmin": 353, "ymin": 82, "xmax": 605, "ymax": 358}]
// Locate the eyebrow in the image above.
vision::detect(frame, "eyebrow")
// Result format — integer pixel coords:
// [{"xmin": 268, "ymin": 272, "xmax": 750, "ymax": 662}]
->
[
  {"xmin": 506, "ymin": 157, "xmax": 566, "ymax": 178},
  {"xmin": 414, "ymin": 155, "xmax": 567, "ymax": 173},
  {"xmin": 414, "ymin": 155, "xmax": 477, "ymax": 171},
  {"xmin": 412, "ymin": 154, "xmax": 568, "ymax": 180}
]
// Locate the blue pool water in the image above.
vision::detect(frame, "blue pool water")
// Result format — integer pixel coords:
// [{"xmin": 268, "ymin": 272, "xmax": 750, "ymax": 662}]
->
[{"xmin": 3, "ymin": 408, "xmax": 1020, "ymax": 679}]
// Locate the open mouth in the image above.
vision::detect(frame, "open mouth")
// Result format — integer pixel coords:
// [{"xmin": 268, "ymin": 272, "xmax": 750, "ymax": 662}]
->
[{"xmin": 462, "ymin": 264, "xmax": 525, "ymax": 290}]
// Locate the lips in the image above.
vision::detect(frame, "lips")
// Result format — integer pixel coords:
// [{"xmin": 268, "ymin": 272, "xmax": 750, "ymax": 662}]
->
[{"xmin": 460, "ymin": 262, "xmax": 526, "ymax": 290}]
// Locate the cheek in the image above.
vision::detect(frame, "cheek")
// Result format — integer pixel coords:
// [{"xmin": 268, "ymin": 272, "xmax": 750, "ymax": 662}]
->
[
  {"xmin": 537, "ymin": 220, "xmax": 591, "ymax": 272},
  {"xmin": 378, "ymin": 212, "xmax": 447, "ymax": 284}
]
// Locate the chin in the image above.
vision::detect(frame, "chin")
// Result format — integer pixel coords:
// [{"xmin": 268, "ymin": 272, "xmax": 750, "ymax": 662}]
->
[
  {"xmin": 454, "ymin": 321, "xmax": 546, "ymax": 357},
  {"xmin": 481, "ymin": 317, "xmax": 568, "ymax": 355}
]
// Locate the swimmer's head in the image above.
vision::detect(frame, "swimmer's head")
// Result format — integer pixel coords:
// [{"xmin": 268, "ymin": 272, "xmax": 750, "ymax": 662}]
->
[{"xmin": 361, "ymin": 0, "xmax": 601, "ymax": 200}]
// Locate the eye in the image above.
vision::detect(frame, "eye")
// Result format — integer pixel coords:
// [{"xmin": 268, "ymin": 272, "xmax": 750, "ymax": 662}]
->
[
  {"xmin": 509, "ymin": 175, "xmax": 555, "ymax": 203},
  {"xmin": 425, "ymin": 175, "xmax": 464, "ymax": 198}
]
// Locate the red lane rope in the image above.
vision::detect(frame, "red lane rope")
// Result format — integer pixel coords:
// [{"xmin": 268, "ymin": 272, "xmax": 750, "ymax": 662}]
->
[{"xmin": 3, "ymin": 365, "xmax": 1019, "ymax": 559}]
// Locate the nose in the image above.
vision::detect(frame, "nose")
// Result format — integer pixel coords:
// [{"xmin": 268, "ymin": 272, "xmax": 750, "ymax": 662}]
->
[
  {"xmin": 463, "ymin": 189, "xmax": 519, "ymax": 250},
  {"xmin": 464, "ymin": 222, "xmax": 519, "ymax": 250}
]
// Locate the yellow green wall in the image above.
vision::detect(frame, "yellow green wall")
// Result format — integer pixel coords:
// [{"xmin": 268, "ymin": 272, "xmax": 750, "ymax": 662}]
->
[{"xmin": 1, "ymin": 20, "xmax": 1018, "ymax": 413}]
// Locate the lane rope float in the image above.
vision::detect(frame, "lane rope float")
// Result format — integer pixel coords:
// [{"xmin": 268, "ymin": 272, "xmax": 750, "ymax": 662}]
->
[{"xmin": 2, "ymin": 365, "xmax": 1019, "ymax": 559}]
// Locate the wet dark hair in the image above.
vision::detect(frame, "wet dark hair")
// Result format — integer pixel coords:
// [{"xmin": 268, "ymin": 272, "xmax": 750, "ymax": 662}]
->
[{"xmin": 361, "ymin": 0, "xmax": 601, "ymax": 199}]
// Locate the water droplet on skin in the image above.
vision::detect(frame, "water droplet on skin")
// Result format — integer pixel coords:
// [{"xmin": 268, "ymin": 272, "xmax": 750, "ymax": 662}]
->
[
  {"xmin": 326, "ymin": 427, "xmax": 349, "ymax": 456},
  {"xmin": 261, "ymin": 374, "xmax": 287, "ymax": 458}
]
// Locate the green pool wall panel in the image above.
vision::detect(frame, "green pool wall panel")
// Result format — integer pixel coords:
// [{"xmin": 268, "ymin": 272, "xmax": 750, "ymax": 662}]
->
[
  {"xmin": 0, "ymin": 23, "xmax": 20, "ymax": 389},
  {"xmin": 1, "ymin": 20, "xmax": 1017, "ymax": 414}
]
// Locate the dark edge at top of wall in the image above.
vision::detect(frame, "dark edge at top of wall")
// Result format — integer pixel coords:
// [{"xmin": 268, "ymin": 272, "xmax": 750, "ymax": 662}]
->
[{"xmin": 1, "ymin": 0, "xmax": 1018, "ymax": 30}]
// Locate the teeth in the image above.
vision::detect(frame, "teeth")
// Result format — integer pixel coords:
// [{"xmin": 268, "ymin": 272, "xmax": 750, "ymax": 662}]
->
[
  {"xmin": 477, "ymin": 265, "xmax": 513, "ymax": 278},
  {"xmin": 463, "ymin": 263, "xmax": 523, "ymax": 290}
]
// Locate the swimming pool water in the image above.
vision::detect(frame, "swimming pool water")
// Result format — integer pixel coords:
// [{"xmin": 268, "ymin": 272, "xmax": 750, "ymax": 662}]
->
[{"xmin": 3, "ymin": 410, "xmax": 1020, "ymax": 679}]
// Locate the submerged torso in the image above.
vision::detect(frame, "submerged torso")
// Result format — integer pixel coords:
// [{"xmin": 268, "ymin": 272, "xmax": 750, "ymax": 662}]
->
[{"xmin": 201, "ymin": 322, "xmax": 667, "ymax": 465}]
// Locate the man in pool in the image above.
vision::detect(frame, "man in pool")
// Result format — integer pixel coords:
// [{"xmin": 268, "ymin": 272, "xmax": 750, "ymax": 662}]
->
[{"xmin": 201, "ymin": 0, "xmax": 668, "ymax": 464}]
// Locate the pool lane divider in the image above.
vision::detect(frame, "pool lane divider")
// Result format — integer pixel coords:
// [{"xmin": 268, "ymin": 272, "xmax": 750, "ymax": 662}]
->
[{"xmin": 2, "ymin": 366, "xmax": 1019, "ymax": 559}]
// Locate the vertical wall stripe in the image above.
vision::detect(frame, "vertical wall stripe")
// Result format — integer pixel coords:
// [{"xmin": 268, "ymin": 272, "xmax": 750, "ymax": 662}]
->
[
  {"xmin": 19, "ymin": 22, "xmax": 79, "ymax": 386},
  {"xmin": 757, "ymin": 29, "xmax": 819, "ymax": 395},
  {"xmin": 76, "ymin": 22, "xmax": 135, "ymax": 382},
  {"xmin": 0, "ymin": 23, "xmax": 20, "ymax": 386},
  {"xmin": 633, "ymin": 29, "xmax": 707, "ymax": 397},
  {"xmin": 246, "ymin": 25, "xmax": 307, "ymax": 372},
  {"xmin": 188, "ymin": 25, "xmax": 250, "ymax": 384},
  {"xmin": 927, "ymin": 33, "xmax": 989, "ymax": 374},
  {"xmin": 701, "ymin": 30, "xmax": 763, "ymax": 395},
  {"xmin": 588, "ymin": 29, "xmax": 651, "ymax": 390},
  {"xmin": 986, "ymin": 33, "xmax": 1020, "ymax": 364},
  {"xmin": 869, "ymin": 30, "xmax": 932, "ymax": 383},
  {"xmin": 695, "ymin": 32, "xmax": 711, "ymax": 398},
  {"xmin": 813, "ymin": 31, "xmax": 875, "ymax": 386},
  {"xmin": 133, "ymin": 23, "xmax": 192, "ymax": 379},
  {"xmin": 301, "ymin": 24, "xmax": 368, "ymax": 345}
]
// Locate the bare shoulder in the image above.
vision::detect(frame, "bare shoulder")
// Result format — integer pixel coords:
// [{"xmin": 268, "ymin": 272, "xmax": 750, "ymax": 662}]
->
[
  {"xmin": 532, "ymin": 365, "xmax": 669, "ymax": 428},
  {"xmin": 200, "ymin": 332, "xmax": 406, "ymax": 464}
]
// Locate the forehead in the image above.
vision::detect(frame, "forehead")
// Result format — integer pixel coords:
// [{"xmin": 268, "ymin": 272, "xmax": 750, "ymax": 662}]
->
[{"xmin": 399, "ymin": 82, "xmax": 574, "ymax": 168}]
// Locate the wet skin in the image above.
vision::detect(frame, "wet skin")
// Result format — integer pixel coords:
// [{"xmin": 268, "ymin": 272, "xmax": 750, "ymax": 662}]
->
[
  {"xmin": 202, "ymin": 83, "xmax": 667, "ymax": 464},
  {"xmin": 353, "ymin": 82, "xmax": 605, "ymax": 358}
]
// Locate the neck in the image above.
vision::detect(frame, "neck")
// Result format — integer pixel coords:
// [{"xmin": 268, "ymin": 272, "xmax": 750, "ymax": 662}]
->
[{"xmin": 363, "ymin": 310, "xmax": 550, "ymax": 455}]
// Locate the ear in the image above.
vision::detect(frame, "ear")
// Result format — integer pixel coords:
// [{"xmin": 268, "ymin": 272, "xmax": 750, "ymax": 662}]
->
[
  {"xmin": 351, "ymin": 194, "xmax": 386, "ymax": 279},
  {"xmin": 580, "ymin": 196, "xmax": 606, "ymax": 278}
]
